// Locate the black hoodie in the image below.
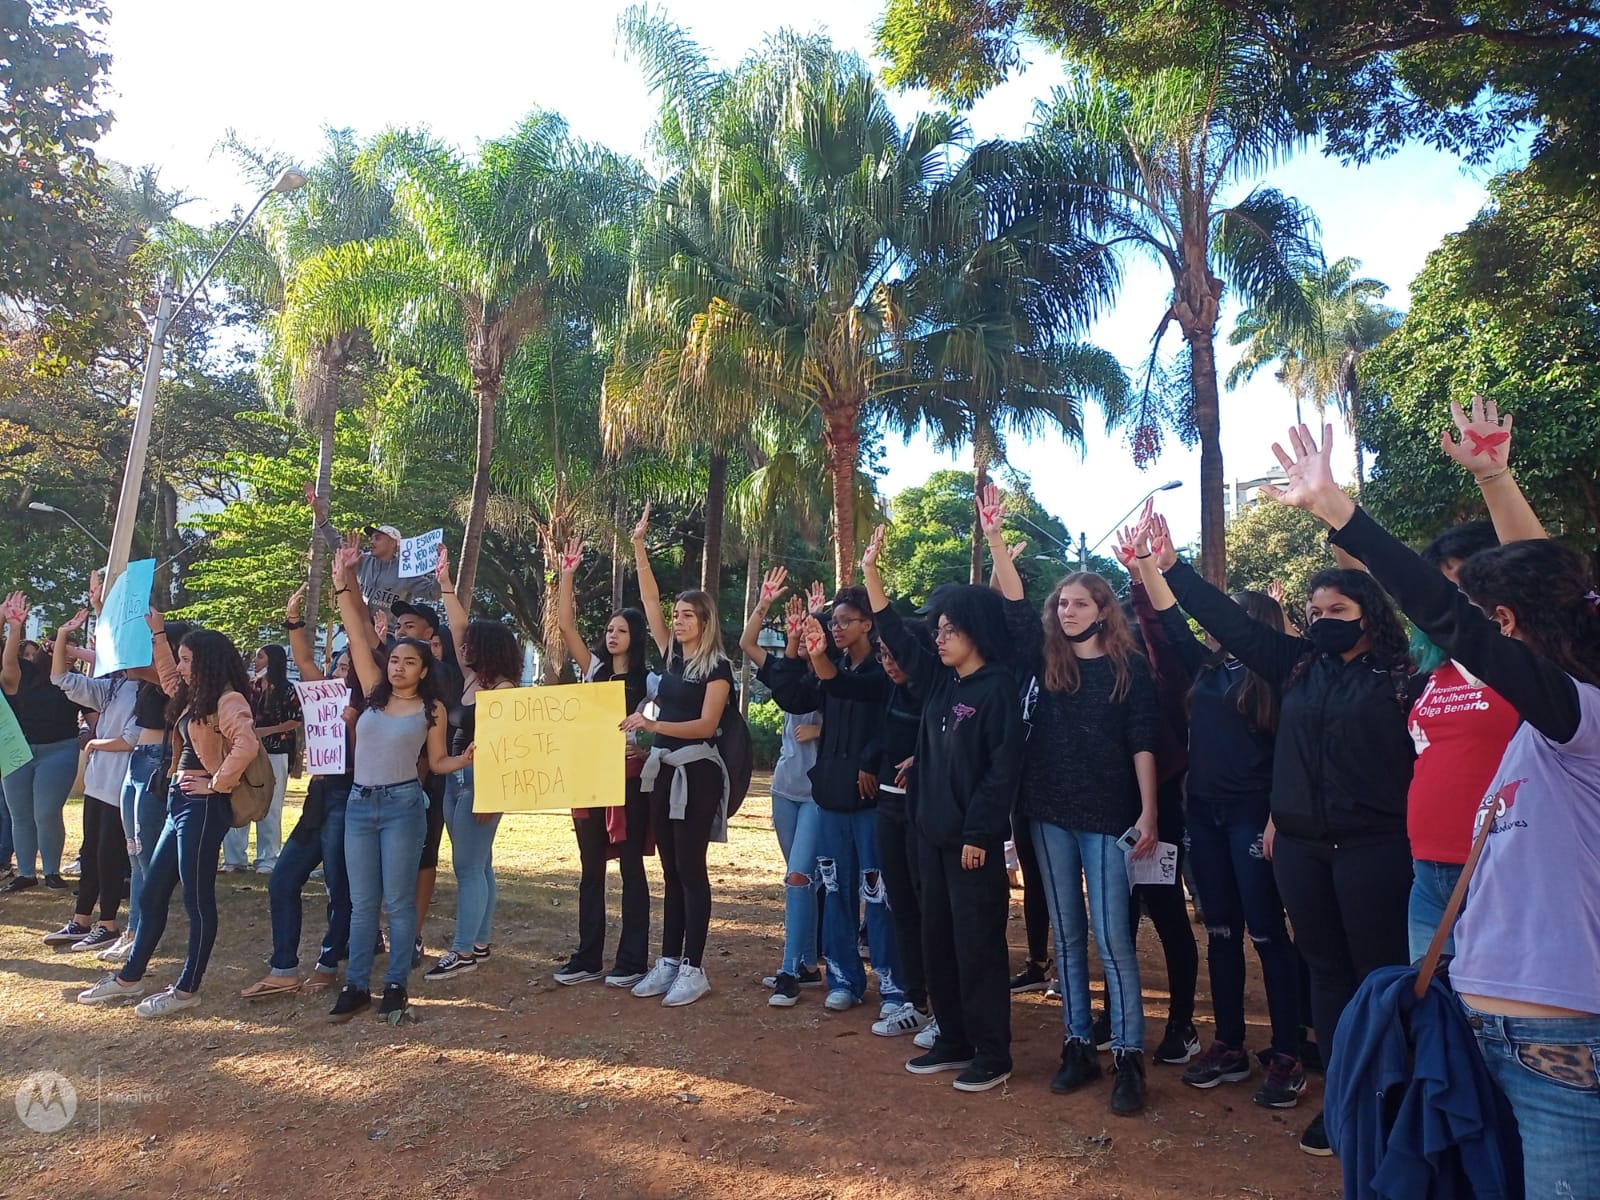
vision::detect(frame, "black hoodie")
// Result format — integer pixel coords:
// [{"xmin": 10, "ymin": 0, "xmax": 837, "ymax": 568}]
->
[
  {"xmin": 767, "ymin": 650, "xmax": 890, "ymax": 813},
  {"xmin": 873, "ymin": 604, "xmax": 1023, "ymax": 849}
]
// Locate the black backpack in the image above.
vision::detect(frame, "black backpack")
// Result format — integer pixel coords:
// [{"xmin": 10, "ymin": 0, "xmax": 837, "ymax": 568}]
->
[{"xmin": 716, "ymin": 697, "xmax": 755, "ymax": 818}]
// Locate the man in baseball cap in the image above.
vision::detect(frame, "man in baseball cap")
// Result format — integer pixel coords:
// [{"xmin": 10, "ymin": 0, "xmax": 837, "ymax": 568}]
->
[
  {"xmin": 390, "ymin": 599, "xmax": 440, "ymax": 642},
  {"xmin": 308, "ymin": 488, "xmax": 441, "ymax": 618}
]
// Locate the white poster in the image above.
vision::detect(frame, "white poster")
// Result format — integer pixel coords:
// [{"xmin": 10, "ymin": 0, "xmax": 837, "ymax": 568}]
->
[
  {"xmin": 1126, "ymin": 840, "xmax": 1179, "ymax": 890},
  {"xmin": 295, "ymin": 679, "xmax": 350, "ymax": 776},
  {"xmin": 397, "ymin": 528, "xmax": 444, "ymax": 579}
]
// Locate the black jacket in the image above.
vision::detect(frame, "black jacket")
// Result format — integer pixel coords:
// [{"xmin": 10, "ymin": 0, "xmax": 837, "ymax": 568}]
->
[
  {"xmin": 874, "ymin": 604, "xmax": 1024, "ymax": 849},
  {"xmin": 1165, "ymin": 560, "xmax": 1421, "ymax": 842},
  {"xmin": 767, "ymin": 651, "xmax": 889, "ymax": 813}
]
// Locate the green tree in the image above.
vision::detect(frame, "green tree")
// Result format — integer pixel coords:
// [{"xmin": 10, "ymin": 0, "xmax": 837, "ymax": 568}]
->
[
  {"xmin": 1031, "ymin": 54, "xmax": 1322, "ymax": 584},
  {"xmin": 1228, "ymin": 256, "xmax": 1400, "ymax": 486},
  {"xmin": 1361, "ymin": 169, "xmax": 1600, "ymax": 544},
  {"xmin": 1222, "ymin": 494, "xmax": 1337, "ymax": 624}
]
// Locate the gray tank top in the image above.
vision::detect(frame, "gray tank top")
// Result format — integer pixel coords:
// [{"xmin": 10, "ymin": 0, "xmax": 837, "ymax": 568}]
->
[{"xmin": 353, "ymin": 705, "xmax": 430, "ymax": 787}]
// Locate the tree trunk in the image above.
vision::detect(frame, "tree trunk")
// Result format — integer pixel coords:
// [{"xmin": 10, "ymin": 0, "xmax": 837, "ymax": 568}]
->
[
  {"xmin": 738, "ymin": 536, "xmax": 760, "ymax": 718},
  {"xmin": 457, "ymin": 373, "xmax": 500, "ymax": 600},
  {"xmin": 821, "ymin": 401, "xmax": 861, "ymax": 591},
  {"xmin": 969, "ymin": 454, "xmax": 990, "ymax": 585},
  {"xmin": 1190, "ymin": 332, "xmax": 1228, "ymax": 586},
  {"xmin": 541, "ymin": 535, "xmax": 566, "ymax": 685},
  {"xmin": 611, "ymin": 494, "xmax": 626, "ymax": 613},
  {"xmin": 305, "ymin": 394, "xmax": 337, "ymax": 624},
  {"xmin": 701, "ymin": 451, "xmax": 728, "ymax": 596}
]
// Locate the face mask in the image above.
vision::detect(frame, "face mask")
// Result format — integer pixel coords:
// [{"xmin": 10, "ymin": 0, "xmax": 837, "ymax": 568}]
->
[
  {"xmin": 1065, "ymin": 620, "xmax": 1104, "ymax": 644},
  {"xmin": 1307, "ymin": 617, "xmax": 1364, "ymax": 656}
]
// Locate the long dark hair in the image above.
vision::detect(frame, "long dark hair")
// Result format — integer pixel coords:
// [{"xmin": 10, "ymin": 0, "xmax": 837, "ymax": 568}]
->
[
  {"xmin": 365, "ymin": 637, "xmax": 445, "ymax": 725},
  {"xmin": 1288, "ymin": 568, "xmax": 1413, "ymax": 698},
  {"xmin": 1041, "ymin": 571, "xmax": 1143, "ymax": 700},
  {"xmin": 167, "ymin": 629, "xmax": 251, "ymax": 723},
  {"xmin": 462, "ymin": 619, "xmax": 521, "ymax": 689},
  {"xmin": 254, "ymin": 643, "xmax": 290, "ymax": 696},
  {"xmin": 1197, "ymin": 590, "xmax": 1284, "ymax": 734},
  {"xmin": 591, "ymin": 608, "xmax": 649, "ymax": 681},
  {"xmin": 1459, "ymin": 540, "xmax": 1600, "ymax": 687}
]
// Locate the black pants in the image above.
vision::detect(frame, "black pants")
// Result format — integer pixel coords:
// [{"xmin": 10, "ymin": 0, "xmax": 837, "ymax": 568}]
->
[
  {"xmin": 1273, "ymin": 831, "xmax": 1411, "ymax": 1061},
  {"xmin": 876, "ymin": 807, "xmax": 926, "ymax": 1009},
  {"xmin": 1130, "ymin": 778, "xmax": 1199, "ymax": 1031},
  {"xmin": 919, "ymin": 831, "xmax": 1011, "ymax": 1072},
  {"xmin": 1012, "ymin": 813, "xmax": 1051, "ymax": 964},
  {"xmin": 572, "ymin": 778, "xmax": 652, "ymax": 976},
  {"xmin": 651, "ymin": 760, "xmax": 720, "ymax": 968},
  {"xmin": 77, "ymin": 797, "xmax": 129, "ymax": 923},
  {"xmin": 418, "ymin": 773, "xmax": 446, "ymax": 870}
]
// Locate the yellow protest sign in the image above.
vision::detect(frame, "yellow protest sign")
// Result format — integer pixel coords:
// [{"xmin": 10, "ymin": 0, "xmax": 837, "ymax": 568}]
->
[{"xmin": 473, "ymin": 681, "xmax": 626, "ymax": 813}]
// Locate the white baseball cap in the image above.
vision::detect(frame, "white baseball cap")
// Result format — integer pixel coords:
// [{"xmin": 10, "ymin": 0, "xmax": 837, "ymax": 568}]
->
[{"xmin": 364, "ymin": 524, "xmax": 402, "ymax": 542}]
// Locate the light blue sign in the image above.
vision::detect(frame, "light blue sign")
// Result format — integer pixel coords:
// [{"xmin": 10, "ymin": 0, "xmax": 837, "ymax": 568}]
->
[{"xmin": 95, "ymin": 558, "xmax": 156, "ymax": 675}]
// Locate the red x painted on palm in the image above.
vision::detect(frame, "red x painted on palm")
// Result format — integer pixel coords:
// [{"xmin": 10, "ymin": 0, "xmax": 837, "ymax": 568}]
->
[{"xmin": 1465, "ymin": 430, "xmax": 1510, "ymax": 462}]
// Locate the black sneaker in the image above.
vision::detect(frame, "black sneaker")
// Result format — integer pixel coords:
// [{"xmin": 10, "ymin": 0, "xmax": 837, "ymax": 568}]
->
[
  {"xmin": 377, "ymin": 983, "xmax": 409, "ymax": 1019},
  {"xmin": 952, "ymin": 1063, "xmax": 1012, "ymax": 1093},
  {"xmin": 1154, "ymin": 1021, "xmax": 1201, "ymax": 1065},
  {"xmin": 423, "ymin": 951, "xmax": 476, "ymax": 981},
  {"xmin": 43, "ymin": 920, "xmax": 93, "ymax": 946},
  {"xmin": 1182, "ymin": 1041, "xmax": 1251, "ymax": 1089},
  {"xmin": 1091, "ymin": 1008, "xmax": 1113, "ymax": 1051},
  {"xmin": 1, "ymin": 875, "xmax": 37, "ymax": 894},
  {"xmin": 1110, "ymin": 1050, "xmax": 1148, "ymax": 1117},
  {"xmin": 472, "ymin": 943, "xmax": 491, "ymax": 959},
  {"xmin": 328, "ymin": 984, "xmax": 371, "ymax": 1022},
  {"xmin": 768, "ymin": 972, "xmax": 801, "ymax": 1008},
  {"xmin": 71, "ymin": 926, "xmax": 120, "ymax": 953},
  {"xmin": 1299, "ymin": 1110, "xmax": 1332, "ymax": 1156},
  {"xmin": 1050, "ymin": 1038, "xmax": 1102, "ymax": 1094},
  {"xmin": 552, "ymin": 959, "xmax": 604, "ymax": 986},
  {"xmin": 1255, "ymin": 1053, "xmax": 1308, "ymax": 1109},
  {"xmin": 1008, "ymin": 959, "xmax": 1050, "ymax": 993},
  {"xmin": 905, "ymin": 1047, "xmax": 975, "ymax": 1075},
  {"xmin": 43, "ymin": 874, "xmax": 69, "ymax": 890},
  {"xmin": 761, "ymin": 964, "xmax": 823, "ymax": 989}
]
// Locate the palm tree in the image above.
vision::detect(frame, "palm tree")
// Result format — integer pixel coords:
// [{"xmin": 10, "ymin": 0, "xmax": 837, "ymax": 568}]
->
[
  {"xmin": 285, "ymin": 115, "xmax": 646, "ymax": 599},
  {"xmin": 1227, "ymin": 256, "xmax": 1399, "ymax": 489},
  {"xmin": 1034, "ymin": 52, "xmax": 1322, "ymax": 583}
]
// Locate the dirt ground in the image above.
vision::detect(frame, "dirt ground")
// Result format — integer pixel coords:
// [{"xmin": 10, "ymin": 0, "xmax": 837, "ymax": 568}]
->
[{"xmin": 0, "ymin": 776, "xmax": 1339, "ymax": 1199}]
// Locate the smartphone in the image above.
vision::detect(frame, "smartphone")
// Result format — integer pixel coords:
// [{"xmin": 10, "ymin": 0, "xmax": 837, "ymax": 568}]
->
[
  {"xmin": 878, "ymin": 783, "xmax": 907, "ymax": 795},
  {"xmin": 1115, "ymin": 827, "xmax": 1140, "ymax": 853}
]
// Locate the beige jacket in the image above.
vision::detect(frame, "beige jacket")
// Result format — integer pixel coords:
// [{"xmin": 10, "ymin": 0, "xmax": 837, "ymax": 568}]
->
[{"xmin": 173, "ymin": 689, "xmax": 260, "ymax": 795}]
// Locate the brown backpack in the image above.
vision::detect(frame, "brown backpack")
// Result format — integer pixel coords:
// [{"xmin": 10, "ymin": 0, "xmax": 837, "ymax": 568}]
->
[{"xmin": 228, "ymin": 744, "xmax": 276, "ymax": 828}]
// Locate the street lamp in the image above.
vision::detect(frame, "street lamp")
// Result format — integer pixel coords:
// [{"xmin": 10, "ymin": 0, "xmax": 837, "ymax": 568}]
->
[
  {"xmin": 1081, "ymin": 480, "xmax": 1184, "ymax": 568},
  {"xmin": 28, "ymin": 501, "xmax": 110, "ymax": 553},
  {"xmin": 104, "ymin": 168, "xmax": 309, "ymax": 587}
]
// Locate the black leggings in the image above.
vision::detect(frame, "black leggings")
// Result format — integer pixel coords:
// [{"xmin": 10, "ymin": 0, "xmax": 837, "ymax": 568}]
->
[
  {"xmin": 1272, "ymin": 831, "xmax": 1411, "ymax": 1061},
  {"xmin": 876, "ymin": 807, "xmax": 926, "ymax": 1009},
  {"xmin": 1130, "ymin": 779, "xmax": 1199, "ymax": 1030},
  {"xmin": 77, "ymin": 797, "xmax": 129, "ymax": 923},
  {"xmin": 651, "ymin": 760, "xmax": 721, "ymax": 968},
  {"xmin": 572, "ymin": 778, "xmax": 652, "ymax": 975},
  {"xmin": 1012, "ymin": 813, "xmax": 1051, "ymax": 964}
]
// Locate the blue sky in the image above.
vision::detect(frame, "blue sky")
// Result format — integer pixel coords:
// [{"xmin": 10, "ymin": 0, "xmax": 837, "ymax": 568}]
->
[{"xmin": 98, "ymin": 0, "xmax": 1508, "ymax": 548}]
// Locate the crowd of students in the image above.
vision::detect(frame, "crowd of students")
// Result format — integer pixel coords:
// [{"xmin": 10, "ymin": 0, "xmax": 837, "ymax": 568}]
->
[{"xmin": 3, "ymin": 400, "xmax": 1596, "ymax": 1197}]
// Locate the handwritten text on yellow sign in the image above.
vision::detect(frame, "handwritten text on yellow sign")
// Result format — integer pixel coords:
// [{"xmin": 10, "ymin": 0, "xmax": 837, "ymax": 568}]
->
[{"xmin": 474, "ymin": 682, "xmax": 626, "ymax": 813}]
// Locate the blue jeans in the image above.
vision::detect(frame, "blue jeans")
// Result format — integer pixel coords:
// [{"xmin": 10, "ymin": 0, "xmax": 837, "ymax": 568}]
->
[
  {"xmin": 772, "ymin": 795, "xmax": 821, "ymax": 976},
  {"xmin": 2, "ymin": 736, "xmax": 79, "ymax": 878},
  {"xmin": 121, "ymin": 785, "xmax": 232, "ymax": 993},
  {"xmin": 0, "ymin": 784, "xmax": 13, "ymax": 869},
  {"xmin": 815, "ymin": 806, "xmax": 903, "ymax": 1003},
  {"xmin": 1461, "ymin": 999, "xmax": 1600, "ymax": 1199},
  {"xmin": 1408, "ymin": 859, "xmax": 1465, "ymax": 963},
  {"xmin": 120, "ymin": 745, "xmax": 166, "ymax": 937},
  {"xmin": 1031, "ymin": 821, "xmax": 1144, "ymax": 1051},
  {"xmin": 344, "ymin": 781, "xmax": 427, "ymax": 990},
  {"xmin": 445, "ymin": 768, "xmax": 499, "ymax": 954},
  {"xmin": 1186, "ymin": 795, "xmax": 1301, "ymax": 1056},
  {"xmin": 268, "ymin": 782, "xmax": 351, "ymax": 974}
]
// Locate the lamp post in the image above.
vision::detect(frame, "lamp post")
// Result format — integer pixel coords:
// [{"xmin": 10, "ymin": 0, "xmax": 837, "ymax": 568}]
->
[
  {"xmin": 27, "ymin": 501, "xmax": 110, "ymax": 553},
  {"xmin": 1080, "ymin": 480, "xmax": 1184, "ymax": 568},
  {"xmin": 104, "ymin": 168, "xmax": 309, "ymax": 588}
]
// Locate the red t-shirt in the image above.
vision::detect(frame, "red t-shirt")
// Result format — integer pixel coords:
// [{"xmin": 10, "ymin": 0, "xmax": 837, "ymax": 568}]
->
[{"xmin": 1406, "ymin": 661, "xmax": 1521, "ymax": 863}]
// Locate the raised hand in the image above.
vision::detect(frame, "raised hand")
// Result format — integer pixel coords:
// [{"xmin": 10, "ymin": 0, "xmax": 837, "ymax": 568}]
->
[
  {"xmin": 305, "ymin": 482, "xmax": 329, "ymax": 523},
  {"xmin": 758, "ymin": 567, "xmax": 788, "ymax": 607},
  {"xmin": 286, "ymin": 583, "xmax": 308, "ymax": 622},
  {"xmin": 88, "ymin": 569, "xmax": 103, "ymax": 613},
  {"xmin": 977, "ymin": 483, "xmax": 1006, "ymax": 537},
  {"xmin": 807, "ymin": 580, "xmax": 827, "ymax": 615},
  {"xmin": 58, "ymin": 608, "xmax": 89, "ymax": 636},
  {"xmin": 1112, "ymin": 527, "xmax": 1138, "ymax": 567},
  {"xmin": 801, "ymin": 615, "xmax": 829, "ymax": 659},
  {"xmin": 1441, "ymin": 395, "xmax": 1514, "ymax": 480},
  {"xmin": 559, "ymin": 538, "xmax": 584, "ymax": 576},
  {"xmin": 1263, "ymin": 422, "xmax": 1341, "ymax": 514},
  {"xmin": 1148, "ymin": 513, "xmax": 1178, "ymax": 571},
  {"xmin": 1267, "ymin": 579, "xmax": 1285, "ymax": 605},
  {"xmin": 434, "ymin": 543, "xmax": 454, "ymax": 590},
  {"xmin": 1006, "ymin": 539, "xmax": 1028, "ymax": 562},
  {"xmin": 2, "ymin": 591, "xmax": 28, "ymax": 624},
  {"xmin": 862, "ymin": 524, "xmax": 887, "ymax": 571},
  {"xmin": 372, "ymin": 609, "xmax": 390, "ymax": 642},
  {"xmin": 784, "ymin": 595, "xmax": 806, "ymax": 638},
  {"xmin": 631, "ymin": 502, "xmax": 652, "ymax": 544},
  {"xmin": 333, "ymin": 543, "xmax": 362, "ymax": 580},
  {"xmin": 143, "ymin": 607, "xmax": 164, "ymax": 634}
]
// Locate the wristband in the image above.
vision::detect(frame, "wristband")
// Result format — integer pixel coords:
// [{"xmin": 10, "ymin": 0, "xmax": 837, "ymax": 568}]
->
[
  {"xmin": 334, "ymin": 587, "xmax": 349, "ymax": 596},
  {"xmin": 1135, "ymin": 553, "xmax": 1152, "ymax": 560},
  {"xmin": 1476, "ymin": 468, "xmax": 1509, "ymax": 485},
  {"xmin": 284, "ymin": 619, "xmax": 306, "ymax": 631}
]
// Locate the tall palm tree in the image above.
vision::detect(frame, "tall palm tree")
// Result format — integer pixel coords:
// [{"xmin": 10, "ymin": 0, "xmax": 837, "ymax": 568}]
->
[
  {"xmin": 286, "ymin": 115, "xmax": 646, "ymax": 599},
  {"xmin": 1227, "ymin": 256, "xmax": 1399, "ymax": 489},
  {"xmin": 1034, "ymin": 51, "xmax": 1322, "ymax": 583}
]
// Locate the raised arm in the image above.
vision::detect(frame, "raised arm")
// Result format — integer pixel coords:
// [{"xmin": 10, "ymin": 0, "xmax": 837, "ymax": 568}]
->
[
  {"xmin": 1, "ymin": 591, "xmax": 28, "ymax": 694},
  {"xmin": 863, "ymin": 526, "xmax": 944, "ymax": 699},
  {"xmin": 1440, "ymin": 395, "xmax": 1547, "ymax": 545},
  {"xmin": 433, "ymin": 544, "xmax": 471, "ymax": 660},
  {"xmin": 631, "ymin": 503, "xmax": 671, "ymax": 658},
  {"xmin": 333, "ymin": 541, "xmax": 382, "ymax": 695},
  {"xmin": 1123, "ymin": 517, "xmax": 1208, "ymax": 680},
  {"xmin": 556, "ymin": 538, "xmax": 595, "ymax": 677},
  {"xmin": 285, "ymin": 584, "xmax": 324, "ymax": 681},
  {"xmin": 148, "ymin": 611, "xmax": 181, "ymax": 696},
  {"xmin": 978, "ymin": 484, "xmax": 1024, "ymax": 601},
  {"xmin": 308, "ymin": 484, "xmax": 343, "ymax": 555},
  {"xmin": 51, "ymin": 608, "xmax": 88, "ymax": 683},
  {"xmin": 739, "ymin": 567, "xmax": 789, "ymax": 671}
]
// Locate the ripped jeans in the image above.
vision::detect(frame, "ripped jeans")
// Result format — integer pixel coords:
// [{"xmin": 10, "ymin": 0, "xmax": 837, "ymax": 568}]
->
[
  {"xmin": 1186, "ymin": 793, "xmax": 1301, "ymax": 1057},
  {"xmin": 815, "ymin": 806, "xmax": 903, "ymax": 1004}
]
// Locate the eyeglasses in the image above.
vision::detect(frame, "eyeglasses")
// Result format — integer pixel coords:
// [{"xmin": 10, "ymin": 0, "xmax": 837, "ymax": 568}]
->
[
  {"xmin": 830, "ymin": 617, "xmax": 864, "ymax": 630},
  {"xmin": 934, "ymin": 625, "xmax": 964, "ymax": 643}
]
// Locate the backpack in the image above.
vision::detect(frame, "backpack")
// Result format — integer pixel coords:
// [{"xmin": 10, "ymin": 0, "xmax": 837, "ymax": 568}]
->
[
  {"xmin": 716, "ymin": 698, "xmax": 755, "ymax": 819},
  {"xmin": 228, "ymin": 744, "xmax": 277, "ymax": 829}
]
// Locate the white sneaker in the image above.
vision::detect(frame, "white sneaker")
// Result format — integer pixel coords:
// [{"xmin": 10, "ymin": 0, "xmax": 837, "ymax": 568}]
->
[
  {"xmin": 823, "ymin": 989, "xmax": 860, "ymax": 1012},
  {"xmin": 96, "ymin": 930, "xmax": 135, "ymax": 963},
  {"xmin": 135, "ymin": 985, "xmax": 201, "ymax": 1018},
  {"xmin": 879, "ymin": 999, "xmax": 904, "ymax": 1020},
  {"xmin": 78, "ymin": 973, "xmax": 147, "ymax": 1005},
  {"xmin": 873, "ymin": 1002, "xmax": 933, "ymax": 1037},
  {"xmin": 913, "ymin": 1018, "xmax": 941, "ymax": 1050},
  {"xmin": 631, "ymin": 957, "xmax": 681, "ymax": 998},
  {"xmin": 604, "ymin": 969, "xmax": 646, "ymax": 988},
  {"xmin": 661, "ymin": 963, "xmax": 710, "ymax": 1007}
]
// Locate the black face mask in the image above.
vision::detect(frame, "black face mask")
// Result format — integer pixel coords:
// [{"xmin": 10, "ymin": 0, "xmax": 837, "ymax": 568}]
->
[
  {"xmin": 1307, "ymin": 617, "xmax": 1365, "ymax": 656},
  {"xmin": 1065, "ymin": 620, "xmax": 1104, "ymax": 644}
]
